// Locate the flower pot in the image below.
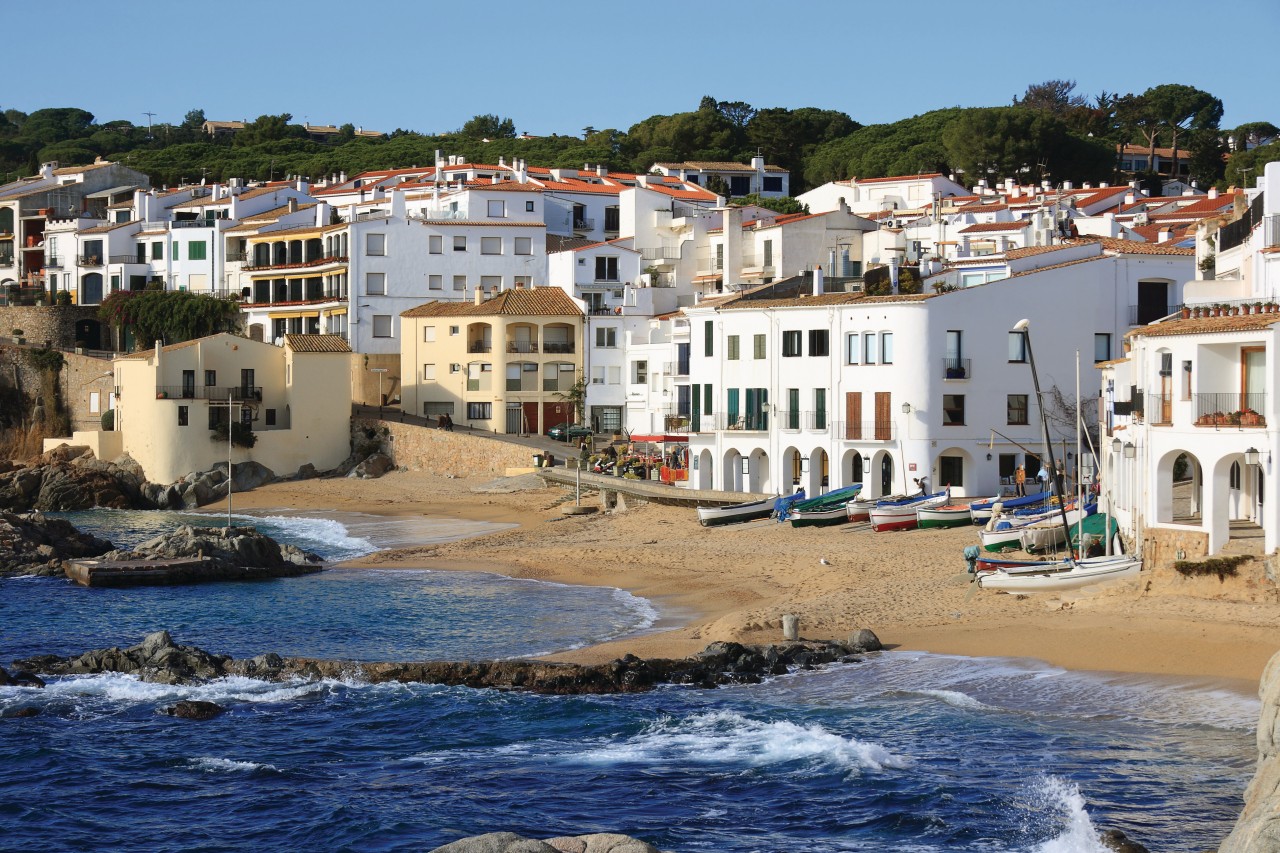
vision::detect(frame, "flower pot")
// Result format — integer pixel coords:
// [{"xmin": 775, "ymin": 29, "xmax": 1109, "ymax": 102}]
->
[{"xmin": 1181, "ymin": 307, "xmax": 1191, "ymax": 319}]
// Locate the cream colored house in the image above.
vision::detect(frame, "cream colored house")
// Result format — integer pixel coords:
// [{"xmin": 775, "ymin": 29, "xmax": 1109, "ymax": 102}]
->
[
  {"xmin": 113, "ymin": 333, "xmax": 352, "ymax": 483},
  {"xmin": 400, "ymin": 287, "xmax": 584, "ymax": 435}
]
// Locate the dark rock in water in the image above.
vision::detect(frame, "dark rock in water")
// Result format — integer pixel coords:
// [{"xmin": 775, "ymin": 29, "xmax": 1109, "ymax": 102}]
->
[
  {"xmin": 1100, "ymin": 828, "xmax": 1150, "ymax": 852},
  {"xmin": 6, "ymin": 707, "xmax": 41, "ymax": 719},
  {"xmin": 428, "ymin": 832, "xmax": 664, "ymax": 853},
  {"xmin": 93, "ymin": 524, "xmax": 324, "ymax": 584},
  {"xmin": 16, "ymin": 634, "xmax": 864, "ymax": 697},
  {"xmin": 0, "ymin": 511, "xmax": 114, "ymax": 577},
  {"xmin": 848, "ymin": 628, "xmax": 883, "ymax": 653},
  {"xmin": 164, "ymin": 700, "xmax": 225, "ymax": 721}
]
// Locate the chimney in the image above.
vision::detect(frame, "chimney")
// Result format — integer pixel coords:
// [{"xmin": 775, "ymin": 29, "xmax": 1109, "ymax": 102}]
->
[
  {"xmin": 596, "ymin": 164, "xmax": 607, "ymax": 178},
  {"xmin": 315, "ymin": 202, "xmax": 330, "ymax": 226},
  {"xmin": 389, "ymin": 188, "xmax": 406, "ymax": 219},
  {"xmin": 1158, "ymin": 228, "xmax": 1173, "ymax": 242},
  {"xmin": 1101, "ymin": 182, "xmax": 1110, "ymax": 188},
  {"xmin": 474, "ymin": 287, "xmax": 485, "ymax": 306},
  {"xmin": 1063, "ymin": 180, "xmax": 1073, "ymax": 191},
  {"xmin": 813, "ymin": 264, "xmax": 824, "ymax": 295},
  {"xmin": 1209, "ymin": 187, "xmax": 1219, "ymax": 199},
  {"xmin": 1125, "ymin": 192, "xmax": 1136, "ymax": 205},
  {"xmin": 287, "ymin": 198, "xmax": 298, "ymax": 214}
]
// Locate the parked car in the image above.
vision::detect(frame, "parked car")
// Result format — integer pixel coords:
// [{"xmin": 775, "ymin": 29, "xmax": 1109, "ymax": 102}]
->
[{"xmin": 547, "ymin": 422, "xmax": 593, "ymax": 442}]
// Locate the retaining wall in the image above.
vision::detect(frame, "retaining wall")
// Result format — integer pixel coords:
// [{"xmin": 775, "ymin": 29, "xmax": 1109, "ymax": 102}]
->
[{"xmin": 354, "ymin": 417, "xmax": 531, "ymax": 477}]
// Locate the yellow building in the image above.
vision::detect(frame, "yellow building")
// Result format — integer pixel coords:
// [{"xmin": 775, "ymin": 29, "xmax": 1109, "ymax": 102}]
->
[
  {"xmin": 400, "ymin": 287, "xmax": 584, "ymax": 434},
  {"xmin": 113, "ymin": 333, "xmax": 352, "ymax": 483}
]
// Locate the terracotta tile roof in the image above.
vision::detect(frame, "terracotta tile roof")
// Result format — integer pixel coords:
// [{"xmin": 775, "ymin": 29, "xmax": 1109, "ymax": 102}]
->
[
  {"xmin": 1128, "ymin": 314, "xmax": 1280, "ymax": 338},
  {"xmin": 954, "ymin": 202, "xmax": 1009, "ymax": 216},
  {"xmin": 116, "ymin": 338, "xmax": 207, "ymax": 360},
  {"xmin": 1129, "ymin": 223, "xmax": 1193, "ymax": 243},
  {"xmin": 414, "ymin": 219, "xmax": 544, "ymax": 228},
  {"xmin": 547, "ymin": 235, "xmax": 598, "ymax": 253},
  {"xmin": 246, "ymin": 223, "xmax": 347, "ymax": 240},
  {"xmin": 1094, "ymin": 357, "xmax": 1131, "ymax": 368},
  {"xmin": 80, "ymin": 220, "xmax": 139, "ymax": 234},
  {"xmin": 284, "ymin": 334, "xmax": 351, "ymax": 353},
  {"xmin": 1005, "ymin": 255, "xmax": 1107, "ymax": 279},
  {"xmin": 1118, "ymin": 143, "xmax": 1189, "ymax": 159},
  {"xmin": 244, "ymin": 202, "xmax": 317, "ymax": 221},
  {"xmin": 655, "ymin": 161, "xmax": 787, "ymax": 173},
  {"xmin": 400, "ymin": 287, "xmax": 582, "ymax": 318},
  {"xmin": 1003, "ymin": 243, "xmax": 1082, "ymax": 260},
  {"xmin": 52, "ymin": 161, "xmax": 114, "ymax": 176},
  {"xmin": 1094, "ymin": 236, "xmax": 1194, "ymax": 256},
  {"xmin": 958, "ymin": 220, "xmax": 1027, "ymax": 234},
  {"xmin": 571, "ymin": 237, "xmax": 638, "ymax": 253},
  {"xmin": 168, "ymin": 192, "xmax": 222, "ymax": 210},
  {"xmin": 469, "ymin": 181, "xmax": 543, "ymax": 193}
]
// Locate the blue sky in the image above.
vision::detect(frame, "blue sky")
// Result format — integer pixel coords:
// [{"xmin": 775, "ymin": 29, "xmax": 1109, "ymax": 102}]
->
[{"xmin": 12, "ymin": 0, "xmax": 1277, "ymax": 135}]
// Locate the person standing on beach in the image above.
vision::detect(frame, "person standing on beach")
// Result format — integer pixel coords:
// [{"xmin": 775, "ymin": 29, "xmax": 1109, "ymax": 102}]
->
[{"xmin": 1015, "ymin": 465, "xmax": 1026, "ymax": 496}]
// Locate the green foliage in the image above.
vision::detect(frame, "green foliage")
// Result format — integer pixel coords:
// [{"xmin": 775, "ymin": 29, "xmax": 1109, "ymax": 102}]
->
[
  {"xmin": 98, "ymin": 290, "xmax": 241, "ymax": 349},
  {"xmin": 54, "ymin": 289, "xmax": 72, "ymax": 306},
  {"xmin": 460, "ymin": 114, "xmax": 516, "ymax": 139},
  {"xmin": 805, "ymin": 108, "xmax": 963, "ymax": 186},
  {"xmin": 1225, "ymin": 139, "xmax": 1280, "ymax": 186},
  {"xmin": 25, "ymin": 347, "xmax": 64, "ymax": 374},
  {"xmin": 732, "ymin": 194, "xmax": 809, "ymax": 215},
  {"xmin": 1174, "ymin": 554, "xmax": 1248, "ymax": 582},
  {"xmin": 942, "ymin": 108, "xmax": 1111, "ymax": 185},
  {"xmin": 1013, "ymin": 80, "xmax": 1089, "ymax": 115},
  {"xmin": 211, "ymin": 420, "xmax": 257, "ymax": 448},
  {"xmin": 234, "ymin": 113, "xmax": 304, "ymax": 147},
  {"xmin": 862, "ymin": 265, "xmax": 923, "ymax": 295},
  {"xmin": 556, "ymin": 375, "xmax": 589, "ymax": 424},
  {"xmin": 101, "ymin": 408, "xmax": 114, "ymax": 431}
]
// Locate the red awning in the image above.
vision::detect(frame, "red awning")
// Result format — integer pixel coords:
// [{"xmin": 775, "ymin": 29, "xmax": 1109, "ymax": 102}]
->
[{"xmin": 630, "ymin": 434, "xmax": 687, "ymax": 443}]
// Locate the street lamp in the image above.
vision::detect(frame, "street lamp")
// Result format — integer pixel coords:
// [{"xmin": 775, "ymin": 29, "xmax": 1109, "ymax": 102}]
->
[
  {"xmin": 1123, "ymin": 442, "xmax": 1136, "ymax": 459},
  {"xmin": 1245, "ymin": 447, "xmax": 1260, "ymax": 467},
  {"xmin": 1112, "ymin": 438, "xmax": 1123, "ymax": 454},
  {"xmin": 901, "ymin": 402, "xmax": 912, "ymax": 414},
  {"xmin": 370, "ymin": 367, "xmax": 388, "ymax": 412}
]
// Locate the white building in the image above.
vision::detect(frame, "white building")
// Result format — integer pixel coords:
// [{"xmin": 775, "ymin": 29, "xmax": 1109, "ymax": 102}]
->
[{"xmin": 650, "ymin": 156, "xmax": 790, "ymax": 198}]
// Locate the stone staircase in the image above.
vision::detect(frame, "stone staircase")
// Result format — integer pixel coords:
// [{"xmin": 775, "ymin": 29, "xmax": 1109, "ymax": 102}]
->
[{"xmin": 1220, "ymin": 520, "xmax": 1267, "ymax": 558}]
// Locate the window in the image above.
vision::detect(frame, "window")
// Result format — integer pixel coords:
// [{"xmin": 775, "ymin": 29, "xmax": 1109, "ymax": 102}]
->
[
  {"xmin": 423, "ymin": 364, "xmax": 436, "ymax": 381},
  {"xmin": 607, "ymin": 366, "xmax": 621, "ymax": 385},
  {"xmin": 729, "ymin": 175, "xmax": 750, "ymax": 196},
  {"xmin": 591, "ymin": 366, "xmax": 605, "ymax": 385},
  {"xmin": 481, "ymin": 275, "xmax": 502, "ymax": 290},
  {"xmin": 366, "ymin": 272, "xmax": 386, "ymax": 295},
  {"xmin": 809, "ymin": 329, "xmax": 829, "ymax": 357},
  {"xmin": 366, "ymin": 233, "xmax": 386, "ymax": 256},
  {"xmin": 429, "ymin": 235, "xmax": 442, "ymax": 254},
  {"xmin": 372, "ymin": 315, "xmax": 392, "ymax": 337},
  {"xmin": 151, "ymin": 241, "xmax": 163, "ymax": 260},
  {"xmin": 428, "ymin": 274, "xmax": 442, "ymax": 290},
  {"xmin": 525, "ymin": 200, "xmax": 535, "ymax": 212},
  {"xmin": 1095, "ymin": 333, "xmax": 1111, "ymax": 363},
  {"xmin": 423, "ymin": 326, "xmax": 436, "ymax": 342},
  {"xmin": 943, "ymin": 394, "xmax": 965, "ymax": 425},
  {"xmin": 188, "ymin": 241, "xmax": 206, "ymax": 261},
  {"xmin": 814, "ymin": 388, "xmax": 827, "ymax": 430},
  {"xmin": 727, "ymin": 335, "xmax": 740, "ymax": 360},
  {"xmin": 513, "ymin": 275, "xmax": 532, "ymax": 288},
  {"xmin": 265, "ymin": 409, "xmax": 277, "ymax": 427},
  {"xmin": 204, "ymin": 370, "xmax": 216, "ymax": 386},
  {"xmin": 1182, "ymin": 360, "xmax": 1192, "ymax": 400},
  {"xmin": 453, "ymin": 236, "xmax": 466, "ymax": 252},
  {"xmin": 595, "ymin": 256, "xmax": 619, "ymax": 281},
  {"xmin": 449, "ymin": 363, "xmax": 460, "ymax": 373},
  {"xmin": 763, "ymin": 240, "xmax": 774, "ymax": 268},
  {"xmin": 487, "ymin": 200, "xmax": 505, "ymax": 217},
  {"xmin": 704, "ymin": 321, "xmax": 714, "ymax": 357},
  {"xmin": 763, "ymin": 176, "xmax": 783, "ymax": 193},
  {"xmin": 1007, "ymin": 394, "xmax": 1029, "ymax": 425},
  {"xmin": 754, "ymin": 334, "xmax": 766, "ymax": 359},
  {"xmin": 846, "ymin": 333, "xmax": 859, "ymax": 364},
  {"xmin": 595, "ymin": 326, "xmax": 617, "ymax": 348},
  {"xmin": 633, "ymin": 361, "xmax": 648, "ymax": 384},
  {"xmin": 782, "ymin": 330, "xmax": 802, "ymax": 357},
  {"xmin": 863, "ymin": 332, "xmax": 876, "ymax": 364},
  {"xmin": 177, "ymin": 405, "xmax": 188, "ymax": 426},
  {"xmin": 1009, "ymin": 331, "xmax": 1027, "ymax": 362},
  {"xmin": 880, "ymin": 332, "xmax": 893, "ymax": 364},
  {"xmin": 703, "ymin": 383, "xmax": 713, "ymax": 415},
  {"xmin": 514, "ymin": 237, "xmax": 531, "ymax": 255},
  {"xmin": 208, "ymin": 407, "xmax": 222, "ymax": 429},
  {"xmin": 467, "ymin": 402, "xmax": 492, "ymax": 420},
  {"xmin": 449, "ymin": 325, "xmax": 459, "ymax": 336},
  {"xmin": 481, "ymin": 236, "xmax": 502, "ymax": 255},
  {"xmin": 452, "ymin": 275, "xmax": 466, "ymax": 291}
]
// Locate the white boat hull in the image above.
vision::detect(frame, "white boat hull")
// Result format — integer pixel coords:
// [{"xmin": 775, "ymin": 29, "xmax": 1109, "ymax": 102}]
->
[
  {"xmin": 977, "ymin": 556, "xmax": 1141, "ymax": 593},
  {"xmin": 696, "ymin": 496, "xmax": 778, "ymax": 527}
]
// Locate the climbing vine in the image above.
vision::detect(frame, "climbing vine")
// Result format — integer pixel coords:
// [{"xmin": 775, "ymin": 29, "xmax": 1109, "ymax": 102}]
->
[
  {"xmin": 99, "ymin": 290, "xmax": 241, "ymax": 350},
  {"xmin": 23, "ymin": 347, "xmax": 69, "ymax": 437}
]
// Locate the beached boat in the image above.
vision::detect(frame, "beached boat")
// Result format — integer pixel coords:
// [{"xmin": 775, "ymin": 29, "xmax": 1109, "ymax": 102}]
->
[
  {"xmin": 697, "ymin": 495, "xmax": 779, "ymax": 527},
  {"xmin": 916, "ymin": 503, "xmax": 973, "ymax": 529},
  {"xmin": 868, "ymin": 490, "xmax": 950, "ymax": 532},
  {"xmin": 977, "ymin": 500, "xmax": 1080, "ymax": 552},
  {"xmin": 976, "ymin": 554, "xmax": 1142, "ymax": 593},
  {"xmin": 772, "ymin": 489, "xmax": 807, "ymax": 523},
  {"xmin": 1016, "ymin": 502, "xmax": 1098, "ymax": 552},
  {"xmin": 968, "ymin": 491, "xmax": 1050, "ymax": 523},
  {"xmin": 845, "ymin": 495, "xmax": 883, "ymax": 523},
  {"xmin": 788, "ymin": 484, "xmax": 863, "ymax": 528}
]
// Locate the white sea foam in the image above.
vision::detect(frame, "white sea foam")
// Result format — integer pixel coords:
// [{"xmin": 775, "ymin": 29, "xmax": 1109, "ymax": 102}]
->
[
  {"xmin": 612, "ymin": 587, "xmax": 659, "ymax": 633},
  {"xmin": 188, "ymin": 756, "xmax": 279, "ymax": 774},
  {"xmin": 573, "ymin": 710, "xmax": 911, "ymax": 773},
  {"xmin": 909, "ymin": 688, "xmax": 994, "ymax": 712},
  {"xmin": 227, "ymin": 513, "xmax": 377, "ymax": 560},
  {"xmin": 34, "ymin": 672, "xmax": 339, "ymax": 706},
  {"xmin": 1028, "ymin": 777, "xmax": 1110, "ymax": 853}
]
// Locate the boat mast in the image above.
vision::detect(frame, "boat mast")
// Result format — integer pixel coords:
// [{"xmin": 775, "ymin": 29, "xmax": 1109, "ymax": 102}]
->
[{"xmin": 1013, "ymin": 319, "xmax": 1075, "ymax": 556}]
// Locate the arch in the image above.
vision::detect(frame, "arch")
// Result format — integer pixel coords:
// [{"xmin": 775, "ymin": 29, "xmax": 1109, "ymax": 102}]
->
[
  {"xmin": 722, "ymin": 448, "xmax": 743, "ymax": 492},
  {"xmin": 870, "ymin": 450, "xmax": 895, "ymax": 499},
  {"xmin": 542, "ymin": 322, "xmax": 574, "ymax": 354},
  {"xmin": 782, "ymin": 446, "xmax": 802, "ymax": 494},
  {"xmin": 305, "ymin": 237, "xmax": 323, "ymax": 262},
  {"xmin": 0, "ymin": 207, "xmax": 13, "ymax": 233},
  {"xmin": 507, "ymin": 321, "xmax": 538, "ymax": 354},
  {"xmin": 73, "ymin": 318, "xmax": 102, "ymax": 350},
  {"xmin": 697, "ymin": 449, "xmax": 713, "ymax": 490},
  {"xmin": 80, "ymin": 272, "xmax": 104, "ymax": 306},
  {"xmin": 287, "ymin": 239, "xmax": 304, "ymax": 264},
  {"xmin": 748, "ymin": 448, "xmax": 770, "ymax": 493},
  {"xmin": 1155, "ymin": 449, "xmax": 1202, "ymax": 525},
  {"xmin": 271, "ymin": 242, "xmax": 287, "ymax": 266},
  {"xmin": 466, "ymin": 321, "xmax": 494, "ymax": 353},
  {"xmin": 808, "ymin": 446, "xmax": 828, "ymax": 495},
  {"xmin": 935, "ymin": 447, "xmax": 972, "ymax": 496}
]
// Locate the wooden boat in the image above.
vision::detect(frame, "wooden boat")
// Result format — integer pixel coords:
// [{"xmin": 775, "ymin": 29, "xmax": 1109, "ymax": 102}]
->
[
  {"xmin": 916, "ymin": 503, "xmax": 973, "ymax": 529},
  {"xmin": 845, "ymin": 496, "xmax": 882, "ymax": 523},
  {"xmin": 978, "ymin": 500, "xmax": 1078, "ymax": 552},
  {"xmin": 1016, "ymin": 502, "xmax": 1097, "ymax": 552},
  {"xmin": 697, "ymin": 495, "xmax": 778, "ymax": 527},
  {"xmin": 976, "ymin": 554, "xmax": 1141, "ymax": 593},
  {"xmin": 788, "ymin": 484, "xmax": 863, "ymax": 528},
  {"xmin": 969, "ymin": 491, "xmax": 1050, "ymax": 523},
  {"xmin": 772, "ymin": 489, "xmax": 806, "ymax": 523},
  {"xmin": 869, "ymin": 490, "xmax": 950, "ymax": 532}
]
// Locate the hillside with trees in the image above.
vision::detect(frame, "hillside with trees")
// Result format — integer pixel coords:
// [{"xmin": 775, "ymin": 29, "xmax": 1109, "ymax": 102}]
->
[{"xmin": 0, "ymin": 81, "xmax": 1273, "ymax": 193}]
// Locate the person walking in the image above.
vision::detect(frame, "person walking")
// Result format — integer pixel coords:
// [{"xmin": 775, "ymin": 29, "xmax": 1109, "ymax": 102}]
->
[{"xmin": 1015, "ymin": 464, "xmax": 1026, "ymax": 496}]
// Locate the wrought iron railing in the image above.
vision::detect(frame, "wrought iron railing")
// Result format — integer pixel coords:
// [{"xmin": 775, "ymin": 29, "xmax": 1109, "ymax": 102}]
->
[
  {"xmin": 942, "ymin": 357, "xmax": 971, "ymax": 380},
  {"xmin": 468, "ymin": 342, "xmax": 492, "ymax": 353},
  {"xmin": 506, "ymin": 340, "xmax": 538, "ymax": 353},
  {"xmin": 78, "ymin": 254, "xmax": 103, "ymax": 266},
  {"xmin": 155, "ymin": 385, "xmax": 263, "ymax": 401},
  {"xmin": 543, "ymin": 342, "xmax": 575, "ymax": 354},
  {"xmin": 640, "ymin": 246, "xmax": 681, "ymax": 261},
  {"xmin": 1218, "ymin": 192, "xmax": 1265, "ymax": 252},
  {"xmin": 834, "ymin": 420, "xmax": 898, "ymax": 441},
  {"xmin": 1194, "ymin": 392, "xmax": 1266, "ymax": 427},
  {"xmin": 108, "ymin": 254, "xmax": 139, "ymax": 264}
]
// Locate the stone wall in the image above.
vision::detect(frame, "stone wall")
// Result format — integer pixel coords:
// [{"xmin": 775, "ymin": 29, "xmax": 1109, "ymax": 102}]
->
[
  {"xmin": 1219, "ymin": 647, "xmax": 1280, "ymax": 852},
  {"xmin": 0, "ymin": 306, "xmax": 105, "ymax": 350},
  {"xmin": 1143, "ymin": 525, "xmax": 1210, "ymax": 571},
  {"xmin": 352, "ymin": 353, "xmax": 401, "ymax": 407},
  {"xmin": 354, "ymin": 418, "xmax": 531, "ymax": 477}
]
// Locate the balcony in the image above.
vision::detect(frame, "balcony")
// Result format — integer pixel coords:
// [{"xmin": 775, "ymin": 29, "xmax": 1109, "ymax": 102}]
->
[
  {"xmin": 44, "ymin": 255, "xmax": 63, "ymax": 268},
  {"xmin": 1194, "ymin": 392, "xmax": 1267, "ymax": 428},
  {"xmin": 713, "ymin": 412, "xmax": 770, "ymax": 431},
  {"xmin": 835, "ymin": 420, "xmax": 898, "ymax": 441},
  {"xmin": 543, "ymin": 342, "xmax": 575, "ymax": 354},
  {"xmin": 108, "ymin": 254, "xmax": 140, "ymax": 264},
  {"xmin": 573, "ymin": 217, "xmax": 594, "ymax": 232},
  {"xmin": 226, "ymin": 251, "xmax": 248, "ymax": 263},
  {"xmin": 244, "ymin": 255, "xmax": 347, "ymax": 272},
  {"xmin": 155, "ymin": 385, "xmax": 263, "ymax": 402},
  {"xmin": 506, "ymin": 340, "xmax": 539, "ymax": 354},
  {"xmin": 467, "ymin": 341, "xmax": 493, "ymax": 354},
  {"xmin": 0, "ymin": 254, "xmax": 13, "ymax": 267},
  {"xmin": 1128, "ymin": 303, "xmax": 1178, "ymax": 325},
  {"xmin": 78, "ymin": 254, "xmax": 104, "ymax": 266},
  {"xmin": 942, "ymin": 357, "xmax": 971, "ymax": 380},
  {"xmin": 640, "ymin": 246, "xmax": 681, "ymax": 261}
]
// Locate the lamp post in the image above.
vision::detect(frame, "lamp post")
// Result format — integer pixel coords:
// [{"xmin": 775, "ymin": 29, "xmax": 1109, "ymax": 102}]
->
[
  {"xmin": 370, "ymin": 367, "xmax": 388, "ymax": 413},
  {"xmin": 1012, "ymin": 319, "xmax": 1074, "ymax": 546}
]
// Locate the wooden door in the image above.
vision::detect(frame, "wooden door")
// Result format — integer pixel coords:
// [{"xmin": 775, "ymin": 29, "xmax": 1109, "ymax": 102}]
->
[
  {"xmin": 874, "ymin": 392, "xmax": 891, "ymax": 441},
  {"xmin": 845, "ymin": 392, "xmax": 862, "ymax": 439},
  {"xmin": 522, "ymin": 402, "xmax": 539, "ymax": 434}
]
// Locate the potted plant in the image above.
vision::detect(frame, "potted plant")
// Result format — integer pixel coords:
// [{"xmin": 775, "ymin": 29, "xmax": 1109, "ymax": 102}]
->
[
  {"xmin": 1180, "ymin": 306, "xmax": 1191, "ymax": 319},
  {"xmin": 10, "ymin": 328, "xmax": 23, "ymax": 344}
]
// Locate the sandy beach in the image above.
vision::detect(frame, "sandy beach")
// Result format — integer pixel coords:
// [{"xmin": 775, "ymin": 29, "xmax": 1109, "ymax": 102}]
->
[{"xmin": 231, "ymin": 470, "xmax": 1280, "ymax": 687}]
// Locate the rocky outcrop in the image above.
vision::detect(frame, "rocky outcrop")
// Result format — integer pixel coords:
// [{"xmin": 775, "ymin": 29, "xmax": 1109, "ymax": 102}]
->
[
  {"xmin": 0, "ymin": 445, "xmax": 146, "ymax": 511},
  {"xmin": 348, "ymin": 452, "xmax": 394, "ymax": 479},
  {"xmin": 1220, "ymin": 647, "xmax": 1280, "ymax": 852},
  {"xmin": 96, "ymin": 525, "xmax": 323, "ymax": 581},
  {"xmin": 163, "ymin": 700, "xmax": 225, "ymax": 720},
  {"xmin": 14, "ymin": 633, "xmax": 877, "ymax": 695},
  {"xmin": 429, "ymin": 832, "xmax": 666, "ymax": 853},
  {"xmin": 0, "ymin": 511, "xmax": 114, "ymax": 577}
]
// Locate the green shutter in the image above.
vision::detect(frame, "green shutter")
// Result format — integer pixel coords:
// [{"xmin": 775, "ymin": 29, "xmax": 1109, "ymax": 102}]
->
[
  {"xmin": 754, "ymin": 334, "xmax": 765, "ymax": 359},
  {"xmin": 189, "ymin": 241, "xmax": 207, "ymax": 261},
  {"xmin": 728, "ymin": 388, "xmax": 740, "ymax": 426},
  {"xmin": 704, "ymin": 321, "xmax": 713, "ymax": 357},
  {"xmin": 691, "ymin": 383, "xmax": 701, "ymax": 432},
  {"xmin": 728, "ymin": 335, "xmax": 739, "ymax": 360},
  {"xmin": 815, "ymin": 389, "xmax": 827, "ymax": 430},
  {"xmin": 759, "ymin": 388, "xmax": 768, "ymax": 430},
  {"xmin": 704, "ymin": 383, "xmax": 713, "ymax": 415}
]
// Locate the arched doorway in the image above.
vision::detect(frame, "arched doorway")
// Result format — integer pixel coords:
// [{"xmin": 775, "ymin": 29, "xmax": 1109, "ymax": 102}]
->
[
  {"xmin": 723, "ymin": 448, "xmax": 743, "ymax": 492},
  {"xmin": 81, "ymin": 273, "xmax": 103, "ymax": 306},
  {"xmin": 808, "ymin": 447, "xmax": 828, "ymax": 495},
  {"xmin": 697, "ymin": 449, "xmax": 713, "ymax": 490},
  {"xmin": 1156, "ymin": 449, "xmax": 1202, "ymax": 524},
  {"xmin": 879, "ymin": 453, "xmax": 895, "ymax": 499},
  {"xmin": 782, "ymin": 446, "xmax": 802, "ymax": 494},
  {"xmin": 748, "ymin": 449, "xmax": 769, "ymax": 493},
  {"xmin": 73, "ymin": 319, "xmax": 102, "ymax": 350}
]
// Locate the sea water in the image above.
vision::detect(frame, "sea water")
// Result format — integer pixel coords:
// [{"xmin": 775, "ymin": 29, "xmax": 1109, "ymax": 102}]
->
[{"xmin": 0, "ymin": 511, "xmax": 1258, "ymax": 852}]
